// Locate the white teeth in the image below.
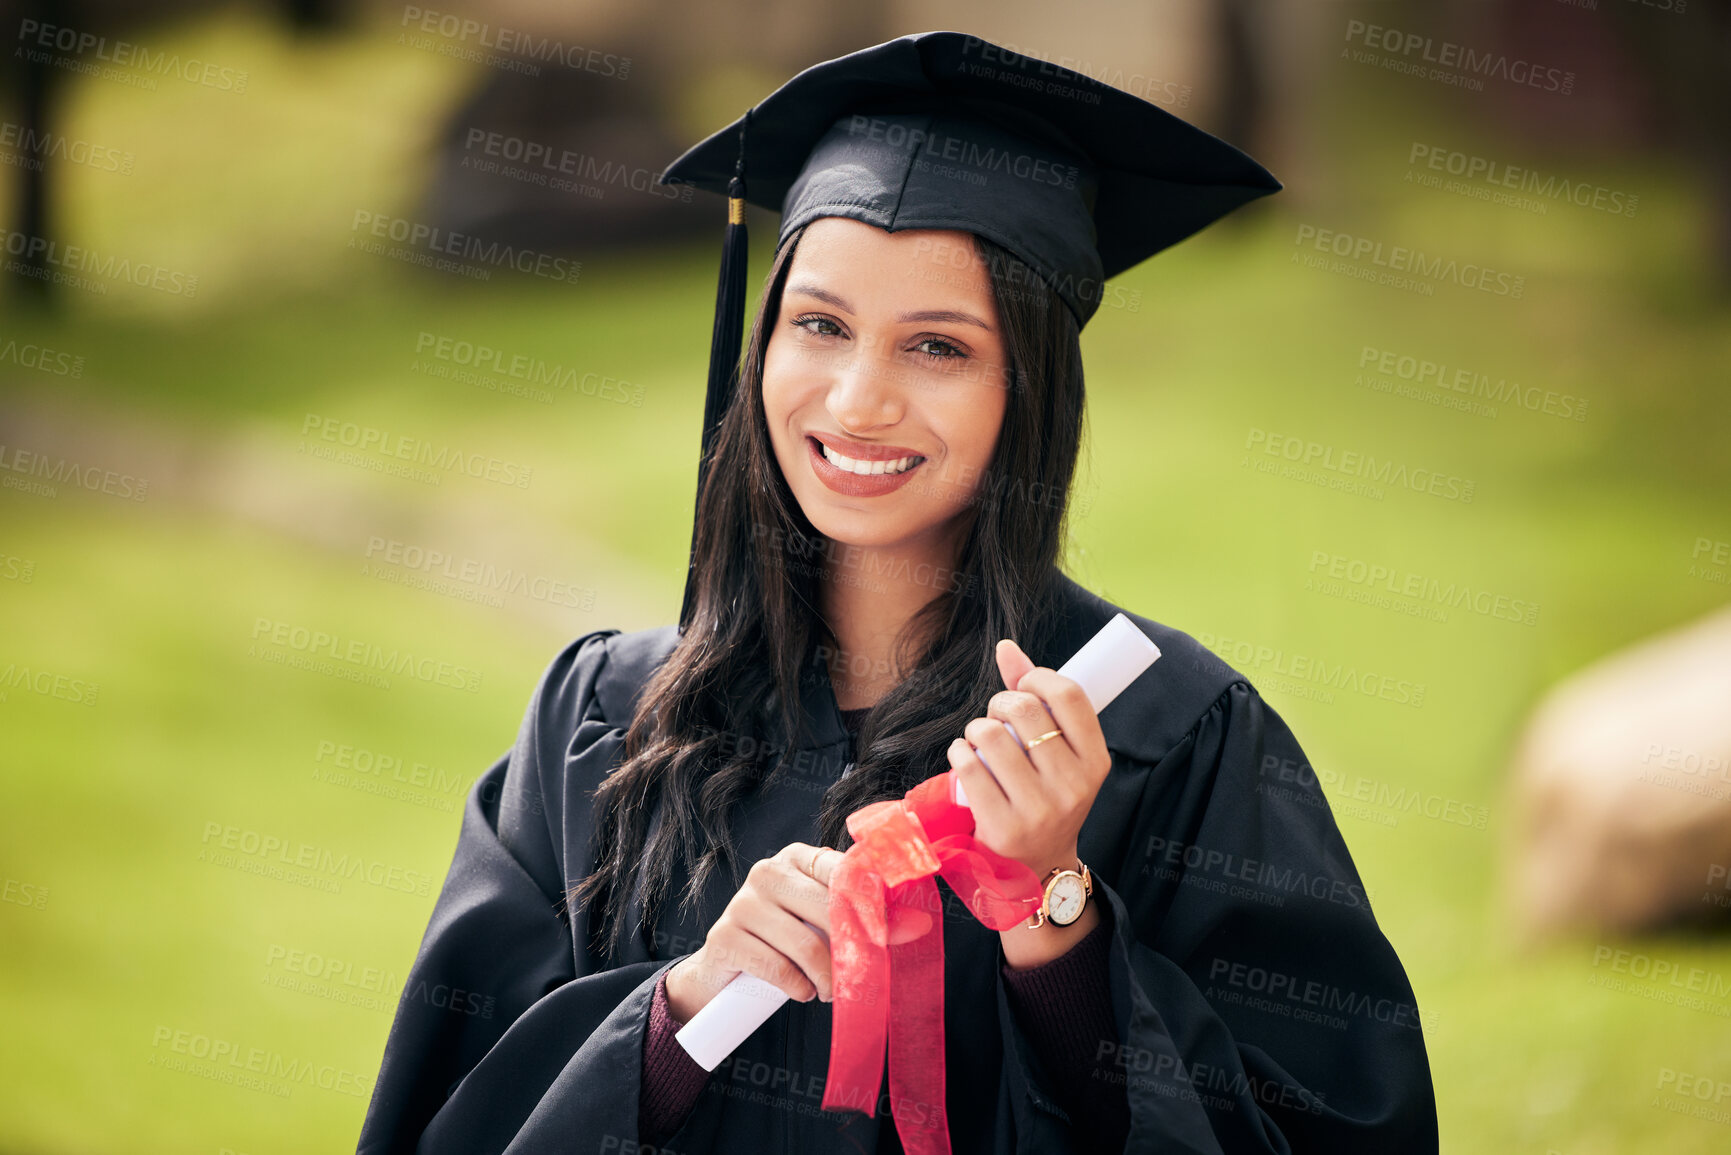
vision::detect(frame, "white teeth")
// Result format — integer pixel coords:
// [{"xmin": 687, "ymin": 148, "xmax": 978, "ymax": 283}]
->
[{"xmin": 820, "ymin": 442, "xmax": 921, "ymax": 476}]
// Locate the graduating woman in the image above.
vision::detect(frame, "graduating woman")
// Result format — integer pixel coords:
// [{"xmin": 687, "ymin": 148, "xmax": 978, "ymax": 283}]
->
[{"xmin": 357, "ymin": 31, "xmax": 1438, "ymax": 1155}]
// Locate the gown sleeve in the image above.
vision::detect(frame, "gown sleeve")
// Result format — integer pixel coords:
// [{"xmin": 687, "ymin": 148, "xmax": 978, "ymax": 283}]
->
[
  {"xmin": 993, "ymin": 680, "xmax": 1439, "ymax": 1154},
  {"xmin": 1000, "ymin": 911, "xmax": 1129, "ymax": 1151},
  {"xmin": 355, "ymin": 630, "xmax": 675, "ymax": 1155}
]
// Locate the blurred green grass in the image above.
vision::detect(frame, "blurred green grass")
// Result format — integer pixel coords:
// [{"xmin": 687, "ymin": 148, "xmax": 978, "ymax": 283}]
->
[{"xmin": 3, "ymin": 9, "xmax": 1731, "ymax": 1154}]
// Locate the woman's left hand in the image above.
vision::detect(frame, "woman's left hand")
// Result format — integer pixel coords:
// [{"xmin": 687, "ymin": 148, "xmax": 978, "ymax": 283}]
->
[{"xmin": 947, "ymin": 638, "xmax": 1111, "ymax": 880}]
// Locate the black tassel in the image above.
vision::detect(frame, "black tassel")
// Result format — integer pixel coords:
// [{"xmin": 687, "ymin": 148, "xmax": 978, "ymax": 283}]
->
[{"xmin": 681, "ymin": 117, "xmax": 751, "ymax": 630}]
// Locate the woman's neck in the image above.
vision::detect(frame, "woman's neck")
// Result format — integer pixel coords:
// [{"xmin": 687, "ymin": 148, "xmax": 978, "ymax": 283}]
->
[{"xmin": 818, "ymin": 532, "xmax": 961, "ymax": 710}]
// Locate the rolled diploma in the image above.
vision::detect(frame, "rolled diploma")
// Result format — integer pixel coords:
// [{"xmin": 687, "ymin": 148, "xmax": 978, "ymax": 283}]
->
[{"xmin": 674, "ymin": 613, "xmax": 1161, "ymax": 1070}]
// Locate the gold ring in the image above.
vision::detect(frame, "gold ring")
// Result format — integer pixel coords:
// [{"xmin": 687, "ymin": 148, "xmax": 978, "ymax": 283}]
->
[
  {"xmin": 808, "ymin": 846, "xmax": 828, "ymax": 877},
  {"xmin": 1023, "ymin": 729, "xmax": 1064, "ymax": 751}
]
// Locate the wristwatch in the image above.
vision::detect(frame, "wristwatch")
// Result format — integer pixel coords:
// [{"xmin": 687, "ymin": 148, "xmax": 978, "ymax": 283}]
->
[{"xmin": 1026, "ymin": 860, "xmax": 1092, "ymax": 929}]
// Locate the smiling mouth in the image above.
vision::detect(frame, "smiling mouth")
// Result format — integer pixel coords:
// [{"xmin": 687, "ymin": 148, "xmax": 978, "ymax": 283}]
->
[{"xmin": 816, "ymin": 441, "xmax": 926, "ymax": 476}]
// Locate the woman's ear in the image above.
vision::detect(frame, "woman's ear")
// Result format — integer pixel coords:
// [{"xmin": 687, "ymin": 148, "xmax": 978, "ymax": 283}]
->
[{"xmin": 995, "ymin": 638, "xmax": 1036, "ymax": 691}]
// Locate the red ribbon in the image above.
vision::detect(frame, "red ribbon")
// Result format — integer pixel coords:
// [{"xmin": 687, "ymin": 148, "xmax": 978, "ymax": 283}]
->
[{"xmin": 822, "ymin": 771, "xmax": 1043, "ymax": 1155}]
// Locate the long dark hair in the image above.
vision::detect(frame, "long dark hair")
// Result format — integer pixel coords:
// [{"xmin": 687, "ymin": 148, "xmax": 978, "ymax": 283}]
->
[{"xmin": 574, "ymin": 223, "xmax": 1089, "ymax": 958}]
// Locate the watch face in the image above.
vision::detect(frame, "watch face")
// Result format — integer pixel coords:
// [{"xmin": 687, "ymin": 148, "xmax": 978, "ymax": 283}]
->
[{"xmin": 1047, "ymin": 874, "xmax": 1086, "ymax": 926}]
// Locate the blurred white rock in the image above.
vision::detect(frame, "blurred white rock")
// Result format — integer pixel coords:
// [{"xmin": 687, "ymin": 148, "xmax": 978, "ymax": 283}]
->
[{"xmin": 1509, "ymin": 605, "xmax": 1731, "ymax": 936}]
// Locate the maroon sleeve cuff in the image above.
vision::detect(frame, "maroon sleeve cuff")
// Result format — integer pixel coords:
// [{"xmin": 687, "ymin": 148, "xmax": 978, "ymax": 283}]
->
[
  {"xmin": 1001, "ymin": 913, "xmax": 1130, "ymax": 1148},
  {"xmin": 638, "ymin": 970, "xmax": 712, "ymax": 1146}
]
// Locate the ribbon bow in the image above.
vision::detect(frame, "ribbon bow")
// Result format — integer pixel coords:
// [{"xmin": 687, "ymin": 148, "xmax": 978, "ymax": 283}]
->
[{"xmin": 822, "ymin": 771, "xmax": 1044, "ymax": 1155}]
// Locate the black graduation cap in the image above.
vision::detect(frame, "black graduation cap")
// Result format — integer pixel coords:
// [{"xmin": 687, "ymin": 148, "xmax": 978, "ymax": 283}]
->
[{"xmin": 659, "ymin": 30, "xmax": 1281, "ymax": 626}]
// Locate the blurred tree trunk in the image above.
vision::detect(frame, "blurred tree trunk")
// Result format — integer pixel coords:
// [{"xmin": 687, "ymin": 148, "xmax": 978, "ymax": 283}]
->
[
  {"xmin": 1609, "ymin": 0, "xmax": 1731, "ymax": 290},
  {"xmin": 6, "ymin": 0, "xmax": 62, "ymax": 304}
]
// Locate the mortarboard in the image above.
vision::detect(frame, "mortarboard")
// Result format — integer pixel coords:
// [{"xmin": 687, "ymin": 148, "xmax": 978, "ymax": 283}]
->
[{"xmin": 659, "ymin": 30, "xmax": 1281, "ymax": 627}]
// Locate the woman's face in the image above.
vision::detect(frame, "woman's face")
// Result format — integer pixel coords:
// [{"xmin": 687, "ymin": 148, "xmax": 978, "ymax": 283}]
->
[{"xmin": 761, "ymin": 217, "xmax": 1011, "ymax": 558}]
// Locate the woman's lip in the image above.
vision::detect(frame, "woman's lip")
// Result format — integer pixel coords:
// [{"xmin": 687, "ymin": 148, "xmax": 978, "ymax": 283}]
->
[
  {"xmin": 809, "ymin": 431, "xmax": 924, "ymax": 462},
  {"xmin": 807, "ymin": 436, "xmax": 925, "ymax": 497}
]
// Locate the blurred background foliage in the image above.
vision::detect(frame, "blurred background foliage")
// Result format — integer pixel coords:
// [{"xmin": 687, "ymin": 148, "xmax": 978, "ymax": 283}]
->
[{"xmin": 1, "ymin": 1, "xmax": 1729, "ymax": 1152}]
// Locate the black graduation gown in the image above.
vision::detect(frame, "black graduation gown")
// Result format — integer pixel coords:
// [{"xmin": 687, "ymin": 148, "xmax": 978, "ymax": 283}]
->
[{"xmin": 355, "ymin": 572, "xmax": 1439, "ymax": 1154}]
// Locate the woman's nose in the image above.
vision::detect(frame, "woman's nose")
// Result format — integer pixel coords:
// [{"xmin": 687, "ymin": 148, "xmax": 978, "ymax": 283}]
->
[{"xmin": 826, "ymin": 334, "xmax": 905, "ymax": 430}]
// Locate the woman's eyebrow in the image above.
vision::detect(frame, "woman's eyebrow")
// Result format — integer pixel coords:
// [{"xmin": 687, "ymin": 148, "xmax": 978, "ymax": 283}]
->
[
  {"xmin": 787, "ymin": 282, "xmax": 994, "ymax": 332},
  {"xmin": 786, "ymin": 282, "xmax": 852, "ymax": 312},
  {"xmin": 896, "ymin": 308, "xmax": 994, "ymax": 332}
]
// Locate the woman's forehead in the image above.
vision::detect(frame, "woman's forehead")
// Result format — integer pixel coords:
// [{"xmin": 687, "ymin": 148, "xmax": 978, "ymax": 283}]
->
[{"xmin": 784, "ymin": 219, "xmax": 995, "ymax": 310}]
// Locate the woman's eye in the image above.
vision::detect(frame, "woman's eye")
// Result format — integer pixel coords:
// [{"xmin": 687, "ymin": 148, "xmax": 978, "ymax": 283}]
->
[
  {"xmin": 914, "ymin": 337, "xmax": 966, "ymax": 360},
  {"xmin": 792, "ymin": 315, "xmax": 844, "ymax": 338}
]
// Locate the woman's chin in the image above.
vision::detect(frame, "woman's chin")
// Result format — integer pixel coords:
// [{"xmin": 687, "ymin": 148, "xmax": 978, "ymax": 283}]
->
[{"xmin": 801, "ymin": 502, "xmax": 969, "ymax": 558}]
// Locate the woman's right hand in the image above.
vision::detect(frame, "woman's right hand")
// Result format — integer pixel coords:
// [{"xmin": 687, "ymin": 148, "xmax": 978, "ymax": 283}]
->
[{"xmin": 665, "ymin": 841, "xmax": 841, "ymax": 1022}]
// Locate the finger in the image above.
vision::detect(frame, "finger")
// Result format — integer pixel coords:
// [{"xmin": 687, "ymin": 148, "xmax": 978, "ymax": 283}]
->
[
  {"xmin": 1014, "ymin": 668, "xmax": 1109, "ymax": 770},
  {"xmin": 755, "ymin": 851, "xmax": 833, "ymax": 936},
  {"xmin": 950, "ymin": 736, "xmax": 1011, "ymax": 820},
  {"xmin": 995, "ymin": 638, "xmax": 1036, "ymax": 692},
  {"xmin": 808, "ymin": 847, "xmax": 843, "ymax": 890},
  {"xmin": 964, "ymin": 713, "xmax": 1041, "ymax": 812},
  {"xmin": 744, "ymin": 901, "xmax": 835, "ymax": 1001},
  {"xmin": 715, "ymin": 925, "xmax": 821, "ymax": 1002},
  {"xmin": 785, "ymin": 841, "xmax": 837, "ymax": 886},
  {"xmin": 986, "ymin": 688, "xmax": 1073, "ymax": 768}
]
